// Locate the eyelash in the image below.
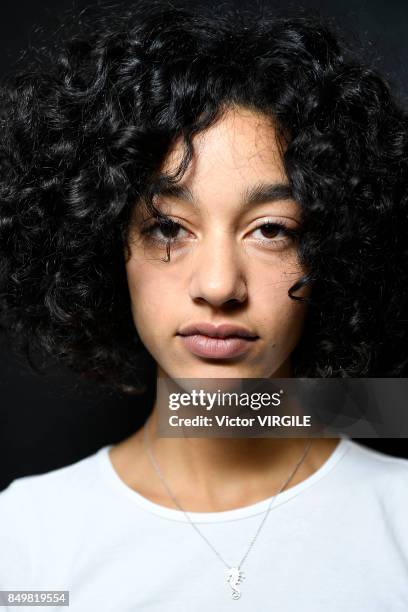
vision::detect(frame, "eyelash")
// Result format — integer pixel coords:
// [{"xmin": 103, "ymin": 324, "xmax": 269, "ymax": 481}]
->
[{"xmin": 140, "ymin": 215, "xmax": 298, "ymax": 250}]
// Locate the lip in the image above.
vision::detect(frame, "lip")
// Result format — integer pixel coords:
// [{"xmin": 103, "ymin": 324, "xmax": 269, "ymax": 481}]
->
[
  {"xmin": 179, "ymin": 334, "xmax": 257, "ymax": 359},
  {"xmin": 177, "ymin": 322, "xmax": 258, "ymax": 339},
  {"xmin": 177, "ymin": 322, "xmax": 259, "ymax": 359}
]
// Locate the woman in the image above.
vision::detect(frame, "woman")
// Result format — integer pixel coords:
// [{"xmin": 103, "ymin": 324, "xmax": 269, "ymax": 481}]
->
[{"xmin": 0, "ymin": 2, "xmax": 407, "ymax": 610}]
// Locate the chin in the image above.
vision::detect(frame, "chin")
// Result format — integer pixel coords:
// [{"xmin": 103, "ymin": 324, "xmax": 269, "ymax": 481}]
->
[{"xmin": 167, "ymin": 362, "xmax": 271, "ymax": 380}]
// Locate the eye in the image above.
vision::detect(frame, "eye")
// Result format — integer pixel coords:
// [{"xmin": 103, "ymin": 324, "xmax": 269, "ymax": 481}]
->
[
  {"xmin": 140, "ymin": 218, "xmax": 189, "ymax": 245},
  {"xmin": 249, "ymin": 221, "xmax": 298, "ymax": 249},
  {"xmin": 139, "ymin": 216, "xmax": 299, "ymax": 250}
]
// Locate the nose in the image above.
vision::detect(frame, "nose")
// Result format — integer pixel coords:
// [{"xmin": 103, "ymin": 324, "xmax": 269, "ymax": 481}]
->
[{"xmin": 188, "ymin": 233, "xmax": 248, "ymax": 307}]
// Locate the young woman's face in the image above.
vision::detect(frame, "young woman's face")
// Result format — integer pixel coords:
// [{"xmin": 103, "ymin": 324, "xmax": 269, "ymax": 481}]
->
[{"xmin": 126, "ymin": 106, "xmax": 310, "ymax": 379}]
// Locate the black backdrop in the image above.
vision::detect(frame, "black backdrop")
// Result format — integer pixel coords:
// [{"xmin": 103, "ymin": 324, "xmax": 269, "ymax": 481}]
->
[{"xmin": 1, "ymin": 0, "xmax": 407, "ymax": 490}]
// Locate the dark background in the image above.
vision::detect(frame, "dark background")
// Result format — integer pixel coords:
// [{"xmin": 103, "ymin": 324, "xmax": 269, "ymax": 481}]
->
[{"xmin": 1, "ymin": 0, "xmax": 407, "ymax": 490}]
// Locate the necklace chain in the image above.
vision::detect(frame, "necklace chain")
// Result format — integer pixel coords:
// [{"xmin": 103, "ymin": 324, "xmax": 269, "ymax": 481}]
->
[{"xmin": 143, "ymin": 419, "xmax": 313, "ymax": 572}]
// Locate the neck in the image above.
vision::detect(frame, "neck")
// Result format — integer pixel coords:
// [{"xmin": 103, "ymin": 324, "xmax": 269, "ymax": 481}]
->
[{"xmin": 109, "ymin": 402, "xmax": 340, "ymax": 513}]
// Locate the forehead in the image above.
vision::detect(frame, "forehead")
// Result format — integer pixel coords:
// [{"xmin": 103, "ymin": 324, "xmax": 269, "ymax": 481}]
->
[{"xmin": 160, "ymin": 106, "xmax": 288, "ymax": 196}]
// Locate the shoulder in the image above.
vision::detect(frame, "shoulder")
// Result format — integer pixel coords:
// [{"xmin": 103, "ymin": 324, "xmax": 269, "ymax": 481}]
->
[
  {"xmin": 0, "ymin": 447, "xmax": 107, "ymax": 587},
  {"xmin": 345, "ymin": 439, "xmax": 408, "ymax": 478},
  {"xmin": 0, "ymin": 446, "xmax": 106, "ymax": 526},
  {"xmin": 343, "ymin": 439, "xmax": 408, "ymax": 509}
]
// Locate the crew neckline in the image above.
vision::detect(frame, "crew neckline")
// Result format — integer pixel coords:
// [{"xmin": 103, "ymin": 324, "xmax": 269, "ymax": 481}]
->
[{"xmin": 98, "ymin": 436, "xmax": 351, "ymax": 523}]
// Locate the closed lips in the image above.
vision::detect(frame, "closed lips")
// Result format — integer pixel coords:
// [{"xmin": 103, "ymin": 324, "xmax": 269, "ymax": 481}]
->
[
  {"xmin": 177, "ymin": 322, "xmax": 258, "ymax": 339},
  {"xmin": 177, "ymin": 324, "xmax": 259, "ymax": 359}
]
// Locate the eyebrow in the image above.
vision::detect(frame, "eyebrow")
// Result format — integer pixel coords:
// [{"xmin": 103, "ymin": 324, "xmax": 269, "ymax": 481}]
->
[
  {"xmin": 239, "ymin": 182, "xmax": 294, "ymax": 209},
  {"xmin": 150, "ymin": 179, "xmax": 294, "ymax": 209}
]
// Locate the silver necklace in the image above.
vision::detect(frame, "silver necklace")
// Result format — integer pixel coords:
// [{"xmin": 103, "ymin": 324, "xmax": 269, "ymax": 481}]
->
[{"xmin": 143, "ymin": 420, "xmax": 313, "ymax": 600}]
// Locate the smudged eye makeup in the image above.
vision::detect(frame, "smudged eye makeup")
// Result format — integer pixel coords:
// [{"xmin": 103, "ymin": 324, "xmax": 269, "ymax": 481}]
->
[{"xmin": 139, "ymin": 214, "xmax": 300, "ymax": 252}]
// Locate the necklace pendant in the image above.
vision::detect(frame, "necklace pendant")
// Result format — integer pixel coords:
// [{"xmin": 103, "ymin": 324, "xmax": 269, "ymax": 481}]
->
[{"xmin": 226, "ymin": 567, "xmax": 246, "ymax": 600}]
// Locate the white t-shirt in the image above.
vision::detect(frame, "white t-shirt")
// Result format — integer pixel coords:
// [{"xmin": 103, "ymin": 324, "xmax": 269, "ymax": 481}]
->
[{"xmin": 0, "ymin": 437, "xmax": 408, "ymax": 611}]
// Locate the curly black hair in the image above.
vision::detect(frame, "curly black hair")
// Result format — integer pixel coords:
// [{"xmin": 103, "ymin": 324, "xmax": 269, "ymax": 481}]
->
[{"xmin": 0, "ymin": 0, "xmax": 407, "ymax": 394}]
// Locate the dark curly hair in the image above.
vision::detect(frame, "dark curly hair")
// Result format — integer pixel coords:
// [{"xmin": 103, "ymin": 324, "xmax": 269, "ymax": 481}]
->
[{"xmin": 0, "ymin": 1, "xmax": 407, "ymax": 394}]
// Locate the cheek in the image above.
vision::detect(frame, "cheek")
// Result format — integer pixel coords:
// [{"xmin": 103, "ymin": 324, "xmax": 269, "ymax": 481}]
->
[
  {"xmin": 253, "ymin": 258, "xmax": 309, "ymax": 339},
  {"xmin": 125, "ymin": 261, "xmax": 175, "ymax": 340}
]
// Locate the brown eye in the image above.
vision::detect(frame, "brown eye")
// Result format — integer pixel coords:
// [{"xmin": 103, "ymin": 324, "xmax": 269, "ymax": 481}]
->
[
  {"xmin": 258, "ymin": 223, "xmax": 284, "ymax": 239},
  {"xmin": 249, "ymin": 220, "xmax": 298, "ymax": 250},
  {"xmin": 156, "ymin": 220, "xmax": 181, "ymax": 239},
  {"xmin": 140, "ymin": 218, "xmax": 188, "ymax": 245}
]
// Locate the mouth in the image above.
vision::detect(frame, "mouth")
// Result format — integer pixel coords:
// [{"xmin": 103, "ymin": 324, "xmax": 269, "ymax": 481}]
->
[{"xmin": 177, "ymin": 333, "xmax": 258, "ymax": 359}]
